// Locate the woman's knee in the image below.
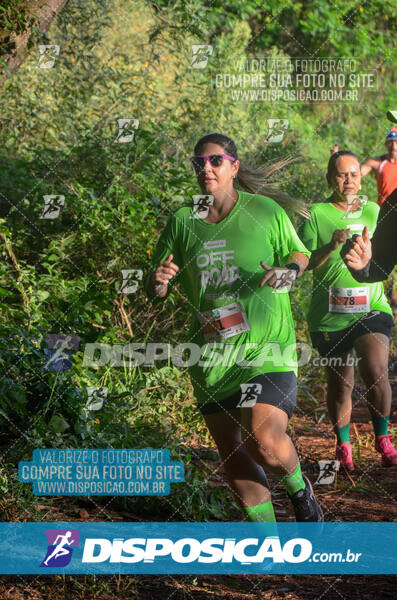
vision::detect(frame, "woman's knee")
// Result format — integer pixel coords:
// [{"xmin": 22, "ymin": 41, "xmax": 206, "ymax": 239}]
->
[
  {"xmin": 243, "ymin": 427, "xmax": 283, "ymax": 465},
  {"xmin": 359, "ymin": 362, "xmax": 389, "ymax": 388}
]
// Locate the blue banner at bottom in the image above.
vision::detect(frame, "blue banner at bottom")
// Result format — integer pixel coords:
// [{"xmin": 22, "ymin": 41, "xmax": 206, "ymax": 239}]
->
[{"xmin": 0, "ymin": 522, "xmax": 395, "ymax": 574}]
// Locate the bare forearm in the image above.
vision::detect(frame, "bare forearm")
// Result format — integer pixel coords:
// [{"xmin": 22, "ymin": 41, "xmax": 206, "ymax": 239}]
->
[
  {"xmin": 286, "ymin": 252, "xmax": 309, "ymax": 276},
  {"xmin": 360, "ymin": 164, "xmax": 372, "ymax": 177},
  {"xmin": 307, "ymin": 242, "xmax": 335, "ymax": 270},
  {"xmin": 361, "ymin": 158, "xmax": 379, "ymax": 178}
]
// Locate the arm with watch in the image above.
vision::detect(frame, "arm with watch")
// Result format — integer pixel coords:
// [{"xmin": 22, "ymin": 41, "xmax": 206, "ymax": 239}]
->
[{"xmin": 259, "ymin": 252, "xmax": 309, "ymax": 290}]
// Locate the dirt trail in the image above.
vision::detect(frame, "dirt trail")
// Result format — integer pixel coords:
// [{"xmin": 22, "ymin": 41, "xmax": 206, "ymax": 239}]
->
[{"xmin": 2, "ymin": 375, "xmax": 397, "ymax": 598}]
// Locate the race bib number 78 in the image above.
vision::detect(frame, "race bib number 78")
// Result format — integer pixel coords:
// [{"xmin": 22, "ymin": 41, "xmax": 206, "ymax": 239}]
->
[{"xmin": 329, "ymin": 286, "xmax": 370, "ymax": 314}]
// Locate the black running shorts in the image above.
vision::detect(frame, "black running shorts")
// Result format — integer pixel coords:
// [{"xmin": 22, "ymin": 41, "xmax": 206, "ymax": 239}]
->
[
  {"xmin": 310, "ymin": 310, "xmax": 394, "ymax": 358},
  {"xmin": 199, "ymin": 371, "xmax": 297, "ymax": 418}
]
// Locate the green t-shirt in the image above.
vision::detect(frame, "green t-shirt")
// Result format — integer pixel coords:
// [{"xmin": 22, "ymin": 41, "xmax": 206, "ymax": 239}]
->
[
  {"xmin": 300, "ymin": 200, "xmax": 392, "ymax": 332},
  {"xmin": 149, "ymin": 190, "xmax": 310, "ymax": 405}
]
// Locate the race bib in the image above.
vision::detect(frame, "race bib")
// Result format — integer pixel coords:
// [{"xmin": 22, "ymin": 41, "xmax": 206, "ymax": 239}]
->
[
  {"xmin": 329, "ymin": 286, "xmax": 370, "ymax": 314},
  {"xmin": 197, "ymin": 302, "xmax": 250, "ymax": 341},
  {"xmin": 346, "ymin": 223, "xmax": 364, "ymax": 237},
  {"xmin": 346, "ymin": 224, "xmax": 372, "ymax": 238}
]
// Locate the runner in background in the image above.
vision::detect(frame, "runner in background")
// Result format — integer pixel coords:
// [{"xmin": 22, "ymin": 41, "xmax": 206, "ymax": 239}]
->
[
  {"xmin": 361, "ymin": 129, "xmax": 397, "ymax": 206},
  {"xmin": 146, "ymin": 133, "xmax": 323, "ymax": 522},
  {"xmin": 300, "ymin": 150, "xmax": 397, "ymax": 471}
]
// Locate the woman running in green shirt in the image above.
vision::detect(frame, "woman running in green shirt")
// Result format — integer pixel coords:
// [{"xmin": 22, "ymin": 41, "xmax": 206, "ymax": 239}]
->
[
  {"xmin": 300, "ymin": 150, "xmax": 396, "ymax": 471},
  {"xmin": 146, "ymin": 133, "xmax": 323, "ymax": 522}
]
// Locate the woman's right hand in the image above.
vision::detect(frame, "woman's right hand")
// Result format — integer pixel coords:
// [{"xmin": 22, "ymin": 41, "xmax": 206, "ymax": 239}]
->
[
  {"xmin": 151, "ymin": 254, "xmax": 179, "ymax": 295},
  {"xmin": 330, "ymin": 228, "xmax": 350, "ymax": 250}
]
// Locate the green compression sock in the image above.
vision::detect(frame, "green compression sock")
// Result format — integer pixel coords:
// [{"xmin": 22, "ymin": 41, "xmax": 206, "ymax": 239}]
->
[
  {"xmin": 244, "ymin": 500, "xmax": 276, "ymax": 522},
  {"xmin": 371, "ymin": 415, "xmax": 389, "ymax": 436},
  {"xmin": 334, "ymin": 423, "xmax": 350, "ymax": 445},
  {"xmin": 276, "ymin": 462, "xmax": 305, "ymax": 496}
]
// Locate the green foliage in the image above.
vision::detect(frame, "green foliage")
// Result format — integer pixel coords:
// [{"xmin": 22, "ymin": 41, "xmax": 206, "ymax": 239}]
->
[
  {"xmin": 0, "ymin": 464, "xmax": 41, "ymax": 521},
  {"xmin": 0, "ymin": 1, "xmax": 38, "ymax": 54},
  {"xmin": 149, "ymin": 0, "xmax": 396, "ymax": 59}
]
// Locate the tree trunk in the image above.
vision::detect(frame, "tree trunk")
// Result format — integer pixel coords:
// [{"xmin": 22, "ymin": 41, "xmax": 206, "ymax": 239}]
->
[{"xmin": 1, "ymin": 0, "xmax": 69, "ymax": 82}]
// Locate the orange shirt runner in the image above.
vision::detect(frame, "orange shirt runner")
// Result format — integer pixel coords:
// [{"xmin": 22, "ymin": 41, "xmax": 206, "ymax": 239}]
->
[{"xmin": 376, "ymin": 159, "xmax": 397, "ymax": 206}]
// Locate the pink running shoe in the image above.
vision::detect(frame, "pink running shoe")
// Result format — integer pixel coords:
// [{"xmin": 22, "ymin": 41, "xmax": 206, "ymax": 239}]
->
[
  {"xmin": 336, "ymin": 442, "xmax": 354, "ymax": 472},
  {"xmin": 375, "ymin": 434, "xmax": 397, "ymax": 467}
]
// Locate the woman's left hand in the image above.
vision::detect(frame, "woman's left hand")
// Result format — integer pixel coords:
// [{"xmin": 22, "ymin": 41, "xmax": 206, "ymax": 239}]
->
[{"xmin": 259, "ymin": 262, "xmax": 296, "ymax": 289}]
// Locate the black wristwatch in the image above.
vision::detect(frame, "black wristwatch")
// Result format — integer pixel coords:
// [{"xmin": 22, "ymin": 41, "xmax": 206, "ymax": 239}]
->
[{"xmin": 286, "ymin": 262, "xmax": 300, "ymax": 276}]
